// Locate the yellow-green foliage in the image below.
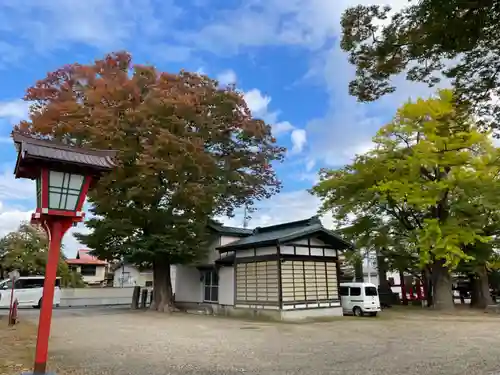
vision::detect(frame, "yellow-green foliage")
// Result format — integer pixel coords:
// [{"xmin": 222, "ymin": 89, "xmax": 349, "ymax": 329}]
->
[{"xmin": 313, "ymin": 89, "xmax": 500, "ymax": 270}]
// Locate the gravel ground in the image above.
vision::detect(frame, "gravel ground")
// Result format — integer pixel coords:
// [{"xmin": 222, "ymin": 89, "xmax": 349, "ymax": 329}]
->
[{"xmin": 41, "ymin": 309, "xmax": 500, "ymax": 375}]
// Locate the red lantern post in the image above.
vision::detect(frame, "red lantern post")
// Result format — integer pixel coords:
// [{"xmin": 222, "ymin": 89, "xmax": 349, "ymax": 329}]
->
[{"xmin": 12, "ymin": 132, "xmax": 116, "ymax": 375}]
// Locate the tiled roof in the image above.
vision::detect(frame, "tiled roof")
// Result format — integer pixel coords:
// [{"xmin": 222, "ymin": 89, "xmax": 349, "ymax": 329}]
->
[
  {"xmin": 217, "ymin": 216, "xmax": 353, "ymax": 252},
  {"xmin": 208, "ymin": 221, "xmax": 253, "ymax": 236},
  {"xmin": 66, "ymin": 258, "xmax": 108, "ymax": 265},
  {"xmin": 66, "ymin": 249, "xmax": 108, "ymax": 265},
  {"xmin": 12, "ymin": 132, "xmax": 116, "ymax": 178}
]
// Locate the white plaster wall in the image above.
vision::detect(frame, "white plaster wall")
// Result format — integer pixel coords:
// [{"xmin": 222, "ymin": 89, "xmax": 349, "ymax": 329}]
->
[
  {"xmin": 208, "ymin": 235, "xmax": 244, "ymax": 263},
  {"xmin": 220, "ymin": 235, "xmax": 243, "ymax": 246},
  {"xmin": 235, "ymin": 249, "xmax": 254, "ymax": 257},
  {"xmin": 175, "ymin": 265, "xmax": 202, "ymax": 303},
  {"xmin": 170, "ymin": 266, "xmax": 177, "ymax": 293},
  {"xmin": 257, "ymin": 246, "xmax": 277, "ymax": 256},
  {"xmin": 205, "ymin": 237, "xmax": 222, "ymax": 264},
  {"xmin": 280, "ymin": 245, "xmax": 337, "ymax": 257},
  {"xmin": 113, "ymin": 265, "xmax": 140, "ymax": 287},
  {"xmin": 60, "ymin": 287, "xmax": 133, "ymax": 307},
  {"xmin": 218, "ymin": 267, "xmax": 234, "ymax": 306},
  {"xmin": 290, "ymin": 237, "xmax": 326, "ymax": 246},
  {"xmin": 234, "ymin": 246, "xmax": 278, "ymax": 258},
  {"xmin": 80, "ymin": 265, "xmax": 106, "ymax": 284}
]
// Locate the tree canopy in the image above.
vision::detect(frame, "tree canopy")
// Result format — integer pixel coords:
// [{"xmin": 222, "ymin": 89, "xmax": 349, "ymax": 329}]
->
[
  {"xmin": 312, "ymin": 89, "xmax": 500, "ymax": 310},
  {"xmin": 341, "ymin": 0, "xmax": 500, "ymax": 130},
  {"xmin": 0, "ymin": 223, "xmax": 84, "ymax": 287},
  {"xmin": 15, "ymin": 51, "xmax": 285, "ymax": 311}
]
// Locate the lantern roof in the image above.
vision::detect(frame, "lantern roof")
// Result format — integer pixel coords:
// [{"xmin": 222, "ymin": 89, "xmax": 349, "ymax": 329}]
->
[{"xmin": 12, "ymin": 132, "xmax": 117, "ymax": 180}]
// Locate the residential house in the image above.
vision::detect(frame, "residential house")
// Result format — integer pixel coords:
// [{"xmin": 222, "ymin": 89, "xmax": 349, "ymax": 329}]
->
[
  {"xmin": 174, "ymin": 216, "xmax": 353, "ymax": 321},
  {"xmin": 66, "ymin": 249, "xmax": 108, "ymax": 286},
  {"xmin": 113, "ymin": 263, "xmax": 176, "ymax": 290}
]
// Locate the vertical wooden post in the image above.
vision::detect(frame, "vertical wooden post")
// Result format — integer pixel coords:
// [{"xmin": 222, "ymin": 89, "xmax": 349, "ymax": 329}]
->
[
  {"xmin": 400, "ymin": 270, "xmax": 408, "ymax": 305},
  {"xmin": 140, "ymin": 289, "xmax": 148, "ymax": 309},
  {"xmin": 131, "ymin": 286, "xmax": 141, "ymax": 309}
]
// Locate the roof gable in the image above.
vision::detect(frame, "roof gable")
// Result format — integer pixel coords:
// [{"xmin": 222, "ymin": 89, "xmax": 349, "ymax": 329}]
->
[
  {"xmin": 68, "ymin": 249, "xmax": 107, "ymax": 265},
  {"xmin": 217, "ymin": 216, "xmax": 353, "ymax": 252}
]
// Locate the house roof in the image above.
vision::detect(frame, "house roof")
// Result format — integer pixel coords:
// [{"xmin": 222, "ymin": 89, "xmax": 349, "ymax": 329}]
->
[
  {"xmin": 66, "ymin": 249, "xmax": 108, "ymax": 265},
  {"xmin": 216, "ymin": 216, "xmax": 354, "ymax": 252},
  {"xmin": 208, "ymin": 220, "xmax": 253, "ymax": 237},
  {"xmin": 12, "ymin": 132, "xmax": 117, "ymax": 179}
]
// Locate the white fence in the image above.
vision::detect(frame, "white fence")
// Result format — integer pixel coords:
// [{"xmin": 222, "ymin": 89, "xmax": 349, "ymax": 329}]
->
[{"xmin": 60, "ymin": 287, "xmax": 134, "ymax": 307}]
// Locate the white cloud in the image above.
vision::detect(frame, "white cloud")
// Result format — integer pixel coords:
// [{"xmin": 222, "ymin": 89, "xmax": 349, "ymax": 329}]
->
[
  {"xmin": 0, "ymin": 169, "xmax": 34, "ymax": 200},
  {"xmin": 244, "ymin": 89, "xmax": 276, "ymax": 123},
  {"xmin": 0, "ymin": 99, "xmax": 30, "ymax": 124},
  {"xmin": 217, "ymin": 69, "xmax": 237, "ymax": 86},
  {"xmin": 219, "ymin": 189, "xmax": 337, "ymax": 230},
  {"xmin": 305, "ymin": 159, "xmax": 316, "ymax": 172},
  {"xmin": 243, "ymin": 89, "xmax": 307, "ymax": 153},
  {"xmin": 273, "ymin": 121, "xmax": 295, "ymax": 135},
  {"xmin": 64, "ymin": 224, "xmax": 91, "ymax": 258},
  {"xmin": 170, "ymin": 0, "xmax": 437, "ymax": 166},
  {"xmin": 0, "ymin": 202, "xmax": 31, "ymax": 238},
  {"xmin": 291, "ymin": 129, "xmax": 307, "ymax": 153},
  {"xmin": 0, "ymin": 0, "xmax": 184, "ymax": 65}
]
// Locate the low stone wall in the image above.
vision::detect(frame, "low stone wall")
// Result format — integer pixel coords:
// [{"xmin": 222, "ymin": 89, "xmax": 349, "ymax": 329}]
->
[{"xmin": 60, "ymin": 287, "xmax": 134, "ymax": 307}]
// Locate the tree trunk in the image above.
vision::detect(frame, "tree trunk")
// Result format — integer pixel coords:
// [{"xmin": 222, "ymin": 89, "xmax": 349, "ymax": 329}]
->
[
  {"xmin": 431, "ymin": 259, "xmax": 454, "ymax": 310},
  {"xmin": 376, "ymin": 252, "xmax": 392, "ymax": 294},
  {"xmin": 354, "ymin": 257, "xmax": 364, "ymax": 282},
  {"xmin": 423, "ymin": 268, "xmax": 433, "ymax": 308},
  {"xmin": 469, "ymin": 266, "xmax": 493, "ymax": 309},
  {"xmin": 149, "ymin": 255, "xmax": 174, "ymax": 313}
]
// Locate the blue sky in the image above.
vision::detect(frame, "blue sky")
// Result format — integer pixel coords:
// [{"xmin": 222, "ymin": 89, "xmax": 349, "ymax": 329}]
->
[{"xmin": 0, "ymin": 0, "xmax": 435, "ymax": 256}]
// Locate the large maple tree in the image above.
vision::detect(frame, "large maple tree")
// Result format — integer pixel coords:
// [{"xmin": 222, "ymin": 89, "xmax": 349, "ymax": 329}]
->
[{"xmin": 16, "ymin": 52, "xmax": 285, "ymax": 312}]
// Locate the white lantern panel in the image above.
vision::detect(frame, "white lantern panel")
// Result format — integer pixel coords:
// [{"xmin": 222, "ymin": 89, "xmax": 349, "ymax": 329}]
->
[
  {"xmin": 65, "ymin": 194, "xmax": 79, "ymax": 211},
  {"xmin": 68, "ymin": 174, "xmax": 84, "ymax": 190},
  {"xmin": 50, "ymin": 171, "xmax": 65, "ymax": 187},
  {"xmin": 48, "ymin": 171, "xmax": 85, "ymax": 211}
]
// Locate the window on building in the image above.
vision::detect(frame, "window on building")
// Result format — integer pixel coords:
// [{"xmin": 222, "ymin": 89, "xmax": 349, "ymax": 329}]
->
[
  {"xmin": 80, "ymin": 265, "xmax": 97, "ymax": 276},
  {"xmin": 145, "ymin": 281, "xmax": 153, "ymax": 287},
  {"xmin": 350, "ymin": 287, "xmax": 361, "ymax": 296},
  {"xmin": 203, "ymin": 270, "xmax": 219, "ymax": 303}
]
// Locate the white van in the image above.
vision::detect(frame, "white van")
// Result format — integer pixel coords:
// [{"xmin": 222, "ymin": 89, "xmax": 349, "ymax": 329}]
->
[
  {"xmin": 340, "ymin": 282, "xmax": 381, "ymax": 317},
  {"xmin": 0, "ymin": 276, "xmax": 61, "ymax": 309}
]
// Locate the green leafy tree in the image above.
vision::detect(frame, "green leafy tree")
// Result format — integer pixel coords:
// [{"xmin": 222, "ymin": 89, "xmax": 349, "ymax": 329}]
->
[
  {"xmin": 341, "ymin": 0, "xmax": 500, "ymax": 131},
  {"xmin": 453, "ymin": 163, "xmax": 500, "ymax": 307},
  {"xmin": 16, "ymin": 52, "xmax": 285, "ymax": 312},
  {"xmin": 0, "ymin": 222, "xmax": 83, "ymax": 287},
  {"xmin": 313, "ymin": 89, "xmax": 499, "ymax": 310}
]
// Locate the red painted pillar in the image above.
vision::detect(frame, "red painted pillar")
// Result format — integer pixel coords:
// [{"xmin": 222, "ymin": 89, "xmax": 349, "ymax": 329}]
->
[
  {"xmin": 416, "ymin": 279, "xmax": 423, "ymax": 300},
  {"xmin": 33, "ymin": 219, "xmax": 72, "ymax": 375},
  {"xmin": 400, "ymin": 271, "xmax": 408, "ymax": 305}
]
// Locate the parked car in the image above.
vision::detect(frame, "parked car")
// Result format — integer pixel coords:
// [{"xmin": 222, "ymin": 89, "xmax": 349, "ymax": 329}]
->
[
  {"xmin": 340, "ymin": 282, "xmax": 381, "ymax": 317},
  {"xmin": 0, "ymin": 276, "xmax": 61, "ymax": 309}
]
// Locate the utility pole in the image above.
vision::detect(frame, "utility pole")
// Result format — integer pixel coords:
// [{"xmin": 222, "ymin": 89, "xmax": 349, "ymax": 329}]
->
[{"xmin": 243, "ymin": 204, "xmax": 249, "ymax": 229}]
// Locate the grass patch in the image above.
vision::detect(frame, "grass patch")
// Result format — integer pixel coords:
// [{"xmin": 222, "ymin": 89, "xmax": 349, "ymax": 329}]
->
[{"xmin": 0, "ymin": 317, "xmax": 36, "ymax": 375}]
